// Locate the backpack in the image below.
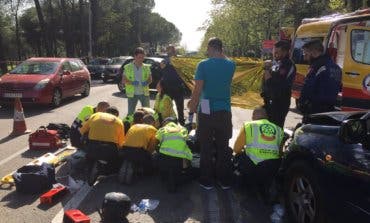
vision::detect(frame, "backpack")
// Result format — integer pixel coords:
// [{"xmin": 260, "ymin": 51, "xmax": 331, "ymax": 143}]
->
[
  {"xmin": 98, "ymin": 192, "xmax": 131, "ymax": 223},
  {"xmin": 13, "ymin": 163, "xmax": 56, "ymax": 194},
  {"xmin": 47, "ymin": 123, "xmax": 71, "ymax": 139}
]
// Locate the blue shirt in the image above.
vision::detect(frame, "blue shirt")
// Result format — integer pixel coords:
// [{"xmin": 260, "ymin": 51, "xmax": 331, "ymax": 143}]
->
[{"xmin": 195, "ymin": 58, "xmax": 236, "ymax": 112}]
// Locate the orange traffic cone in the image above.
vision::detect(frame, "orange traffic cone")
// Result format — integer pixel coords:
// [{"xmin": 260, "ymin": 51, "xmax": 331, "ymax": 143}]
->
[{"xmin": 11, "ymin": 98, "xmax": 31, "ymax": 136}]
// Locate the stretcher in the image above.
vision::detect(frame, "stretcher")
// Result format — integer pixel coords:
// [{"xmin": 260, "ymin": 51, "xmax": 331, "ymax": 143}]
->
[{"xmin": 0, "ymin": 146, "xmax": 76, "ymax": 186}]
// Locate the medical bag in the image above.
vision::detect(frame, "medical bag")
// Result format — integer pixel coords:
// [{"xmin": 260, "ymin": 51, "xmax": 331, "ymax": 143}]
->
[{"xmin": 29, "ymin": 126, "xmax": 63, "ymax": 150}]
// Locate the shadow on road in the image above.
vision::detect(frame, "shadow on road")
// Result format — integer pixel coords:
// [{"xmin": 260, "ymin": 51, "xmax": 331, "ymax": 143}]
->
[
  {"xmin": 112, "ymin": 91, "xmax": 158, "ymax": 100},
  {"xmin": 1, "ymin": 190, "xmax": 39, "ymax": 209}
]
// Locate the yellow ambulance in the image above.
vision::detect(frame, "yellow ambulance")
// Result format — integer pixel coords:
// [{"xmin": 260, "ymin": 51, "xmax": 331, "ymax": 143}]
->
[{"xmin": 291, "ymin": 9, "xmax": 370, "ymax": 110}]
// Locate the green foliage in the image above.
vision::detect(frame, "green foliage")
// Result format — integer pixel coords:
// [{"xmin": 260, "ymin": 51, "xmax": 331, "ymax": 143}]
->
[
  {"xmin": 0, "ymin": 0, "xmax": 182, "ymax": 60},
  {"xmin": 201, "ymin": 0, "xmax": 349, "ymax": 56}
]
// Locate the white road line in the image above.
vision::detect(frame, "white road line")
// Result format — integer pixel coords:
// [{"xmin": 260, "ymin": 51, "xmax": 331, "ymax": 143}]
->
[
  {"xmin": 0, "ymin": 147, "xmax": 29, "ymax": 167},
  {"xmin": 51, "ymin": 183, "xmax": 92, "ymax": 223}
]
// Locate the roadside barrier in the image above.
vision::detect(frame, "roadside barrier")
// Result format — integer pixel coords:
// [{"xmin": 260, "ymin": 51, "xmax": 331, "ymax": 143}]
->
[{"xmin": 11, "ymin": 97, "xmax": 31, "ymax": 136}]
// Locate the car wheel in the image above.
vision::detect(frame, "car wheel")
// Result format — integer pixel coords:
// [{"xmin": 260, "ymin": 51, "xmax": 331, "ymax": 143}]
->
[
  {"xmin": 118, "ymin": 160, "xmax": 134, "ymax": 185},
  {"xmin": 117, "ymin": 82, "xmax": 125, "ymax": 93},
  {"xmin": 284, "ymin": 161, "xmax": 325, "ymax": 223},
  {"xmin": 88, "ymin": 162, "xmax": 99, "ymax": 186},
  {"xmin": 81, "ymin": 82, "xmax": 90, "ymax": 97},
  {"xmin": 51, "ymin": 89, "xmax": 62, "ymax": 107}
]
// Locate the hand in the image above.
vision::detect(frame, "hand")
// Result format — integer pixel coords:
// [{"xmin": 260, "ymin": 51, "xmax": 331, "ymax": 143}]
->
[
  {"xmin": 187, "ymin": 99, "xmax": 197, "ymax": 113},
  {"xmin": 141, "ymin": 81, "xmax": 148, "ymax": 86},
  {"xmin": 263, "ymin": 60, "xmax": 272, "ymax": 70},
  {"xmin": 131, "ymin": 81, "xmax": 139, "ymax": 86}
]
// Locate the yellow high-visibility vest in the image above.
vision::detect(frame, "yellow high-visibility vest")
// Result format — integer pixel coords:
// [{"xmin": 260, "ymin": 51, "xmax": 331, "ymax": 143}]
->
[
  {"xmin": 244, "ymin": 119, "xmax": 283, "ymax": 165},
  {"xmin": 124, "ymin": 63, "xmax": 151, "ymax": 97}
]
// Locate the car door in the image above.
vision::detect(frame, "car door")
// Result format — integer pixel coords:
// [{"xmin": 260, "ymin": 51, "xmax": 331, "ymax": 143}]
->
[
  {"xmin": 59, "ymin": 61, "xmax": 74, "ymax": 97},
  {"xmin": 342, "ymin": 25, "xmax": 370, "ymax": 110},
  {"xmin": 332, "ymin": 118, "xmax": 370, "ymax": 222},
  {"xmin": 69, "ymin": 59, "xmax": 85, "ymax": 94}
]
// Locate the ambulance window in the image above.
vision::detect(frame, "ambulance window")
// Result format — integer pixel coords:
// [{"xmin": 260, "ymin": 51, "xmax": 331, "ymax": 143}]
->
[
  {"xmin": 351, "ymin": 29, "xmax": 370, "ymax": 65},
  {"xmin": 292, "ymin": 37, "xmax": 324, "ymax": 64}
]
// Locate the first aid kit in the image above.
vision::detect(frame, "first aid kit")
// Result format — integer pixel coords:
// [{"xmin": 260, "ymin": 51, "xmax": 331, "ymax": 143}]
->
[{"xmin": 29, "ymin": 126, "xmax": 63, "ymax": 150}]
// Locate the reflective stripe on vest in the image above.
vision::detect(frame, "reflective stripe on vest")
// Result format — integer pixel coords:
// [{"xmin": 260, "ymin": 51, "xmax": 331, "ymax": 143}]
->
[
  {"xmin": 158, "ymin": 123, "xmax": 192, "ymax": 160},
  {"xmin": 244, "ymin": 120, "xmax": 282, "ymax": 165},
  {"xmin": 124, "ymin": 63, "xmax": 150, "ymax": 97}
]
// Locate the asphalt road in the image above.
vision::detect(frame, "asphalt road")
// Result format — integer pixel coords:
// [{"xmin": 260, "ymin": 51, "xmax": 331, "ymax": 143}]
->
[{"xmin": 0, "ymin": 80, "xmax": 302, "ymax": 223}]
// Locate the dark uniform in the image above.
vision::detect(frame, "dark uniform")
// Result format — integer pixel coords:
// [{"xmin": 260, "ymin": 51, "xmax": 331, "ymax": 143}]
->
[
  {"xmin": 261, "ymin": 57, "xmax": 296, "ymax": 128},
  {"xmin": 298, "ymin": 54, "xmax": 342, "ymax": 115},
  {"xmin": 161, "ymin": 61, "xmax": 185, "ymax": 125}
]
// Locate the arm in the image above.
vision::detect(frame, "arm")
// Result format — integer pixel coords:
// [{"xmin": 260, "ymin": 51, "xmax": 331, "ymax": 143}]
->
[
  {"xmin": 233, "ymin": 127, "xmax": 246, "ymax": 154},
  {"xmin": 122, "ymin": 72, "xmax": 131, "ymax": 85},
  {"xmin": 79, "ymin": 118, "xmax": 91, "ymax": 135},
  {"xmin": 148, "ymin": 72, "xmax": 152, "ymax": 84},
  {"xmin": 188, "ymin": 80, "xmax": 204, "ymax": 113}
]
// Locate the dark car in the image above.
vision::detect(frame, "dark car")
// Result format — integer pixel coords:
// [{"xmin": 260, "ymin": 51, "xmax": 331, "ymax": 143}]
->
[
  {"xmin": 0, "ymin": 57, "xmax": 91, "ymax": 107},
  {"xmin": 87, "ymin": 57, "xmax": 110, "ymax": 80},
  {"xmin": 280, "ymin": 111, "xmax": 370, "ymax": 223},
  {"xmin": 117, "ymin": 57, "xmax": 164, "ymax": 92},
  {"xmin": 102, "ymin": 56, "xmax": 132, "ymax": 83}
]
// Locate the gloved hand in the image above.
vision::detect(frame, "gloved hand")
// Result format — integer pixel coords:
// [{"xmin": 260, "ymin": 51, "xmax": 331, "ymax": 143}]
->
[
  {"xmin": 141, "ymin": 81, "xmax": 148, "ymax": 86},
  {"xmin": 131, "ymin": 81, "xmax": 139, "ymax": 86}
]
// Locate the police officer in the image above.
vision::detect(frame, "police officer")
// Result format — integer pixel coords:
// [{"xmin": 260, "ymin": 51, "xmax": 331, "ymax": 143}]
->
[
  {"xmin": 298, "ymin": 40, "xmax": 342, "ymax": 116},
  {"xmin": 122, "ymin": 47, "xmax": 152, "ymax": 115},
  {"xmin": 262, "ymin": 40, "xmax": 296, "ymax": 128},
  {"xmin": 233, "ymin": 107, "xmax": 283, "ymax": 200},
  {"xmin": 156, "ymin": 117, "xmax": 193, "ymax": 192},
  {"xmin": 70, "ymin": 101, "xmax": 110, "ymax": 149}
]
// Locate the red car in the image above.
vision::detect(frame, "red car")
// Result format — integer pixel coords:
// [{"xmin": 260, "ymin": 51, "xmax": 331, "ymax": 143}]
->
[{"xmin": 0, "ymin": 57, "xmax": 91, "ymax": 107}]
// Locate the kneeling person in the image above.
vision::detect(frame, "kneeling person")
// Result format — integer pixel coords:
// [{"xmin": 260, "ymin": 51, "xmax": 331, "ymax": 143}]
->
[
  {"xmin": 118, "ymin": 114, "xmax": 158, "ymax": 184},
  {"xmin": 80, "ymin": 106, "xmax": 125, "ymax": 170},
  {"xmin": 156, "ymin": 117, "xmax": 193, "ymax": 192},
  {"xmin": 233, "ymin": 107, "xmax": 283, "ymax": 200}
]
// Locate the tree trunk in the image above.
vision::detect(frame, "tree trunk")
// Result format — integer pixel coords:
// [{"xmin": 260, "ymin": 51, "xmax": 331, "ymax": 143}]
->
[
  {"xmin": 47, "ymin": 0, "xmax": 57, "ymax": 56},
  {"xmin": 0, "ymin": 31, "xmax": 8, "ymax": 74},
  {"xmin": 60, "ymin": 0, "xmax": 73, "ymax": 56},
  {"xmin": 90, "ymin": 0, "xmax": 98, "ymax": 56},
  {"xmin": 34, "ymin": 0, "xmax": 52, "ymax": 56},
  {"xmin": 79, "ymin": 0, "xmax": 87, "ymax": 56}
]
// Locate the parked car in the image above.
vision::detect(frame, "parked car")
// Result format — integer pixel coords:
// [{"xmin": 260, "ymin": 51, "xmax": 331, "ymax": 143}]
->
[
  {"xmin": 117, "ymin": 57, "xmax": 164, "ymax": 92},
  {"xmin": 280, "ymin": 111, "xmax": 370, "ymax": 223},
  {"xmin": 0, "ymin": 57, "xmax": 91, "ymax": 107},
  {"xmin": 87, "ymin": 57, "xmax": 110, "ymax": 79},
  {"xmin": 102, "ymin": 56, "xmax": 132, "ymax": 83}
]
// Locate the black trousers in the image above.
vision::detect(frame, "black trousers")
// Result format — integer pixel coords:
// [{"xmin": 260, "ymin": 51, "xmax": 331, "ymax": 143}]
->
[
  {"xmin": 167, "ymin": 89, "xmax": 185, "ymax": 125},
  {"xmin": 198, "ymin": 111, "xmax": 233, "ymax": 185},
  {"xmin": 86, "ymin": 140, "xmax": 120, "ymax": 172},
  {"xmin": 70, "ymin": 127, "xmax": 83, "ymax": 149},
  {"xmin": 265, "ymin": 97, "xmax": 290, "ymax": 128},
  {"xmin": 118, "ymin": 147, "xmax": 153, "ymax": 174},
  {"xmin": 235, "ymin": 153, "xmax": 280, "ymax": 194},
  {"xmin": 157, "ymin": 153, "xmax": 194, "ymax": 185}
]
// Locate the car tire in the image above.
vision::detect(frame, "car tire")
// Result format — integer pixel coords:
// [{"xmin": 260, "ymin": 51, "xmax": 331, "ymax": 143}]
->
[
  {"xmin": 118, "ymin": 160, "xmax": 134, "ymax": 185},
  {"xmin": 88, "ymin": 162, "xmax": 99, "ymax": 186},
  {"xmin": 117, "ymin": 82, "xmax": 125, "ymax": 93},
  {"xmin": 51, "ymin": 89, "xmax": 62, "ymax": 107},
  {"xmin": 284, "ymin": 161, "xmax": 326, "ymax": 223},
  {"xmin": 81, "ymin": 82, "xmax": 90, "ymax": 97}
]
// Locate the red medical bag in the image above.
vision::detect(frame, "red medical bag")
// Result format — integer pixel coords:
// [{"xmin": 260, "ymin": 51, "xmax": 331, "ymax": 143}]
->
[
  {"xmin": 63, "ymin": 209, "xmax": 90, "ymax": 223},
  {"xmin": 29, "ymin": 126, "xmax": 63, "ymax": 150}
]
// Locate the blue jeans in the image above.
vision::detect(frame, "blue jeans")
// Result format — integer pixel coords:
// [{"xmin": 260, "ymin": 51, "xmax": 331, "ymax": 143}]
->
[{"xmin": 127, "ymin": 94, "xmax": 150, "ymax": 115}]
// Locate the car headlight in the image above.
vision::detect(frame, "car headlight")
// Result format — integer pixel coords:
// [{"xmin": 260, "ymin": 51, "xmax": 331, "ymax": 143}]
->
[{"xmin": 34, "ymin": 78, "xmax": 50, "ymax": 90}]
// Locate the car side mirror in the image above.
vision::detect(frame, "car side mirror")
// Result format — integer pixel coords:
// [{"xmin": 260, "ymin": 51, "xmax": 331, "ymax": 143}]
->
[
  {"xmin": 62, "ymin": 70, "xmax": 71, "ymax": 76},
  {"xmin": 339, "ymin": 119, "xmax": 367, "ymax": 144}
]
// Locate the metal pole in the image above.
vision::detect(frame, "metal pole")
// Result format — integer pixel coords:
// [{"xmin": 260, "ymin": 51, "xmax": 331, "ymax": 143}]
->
[{"xmin": 88, "ymin": 0, "xmax": 92, "ymax": 58}]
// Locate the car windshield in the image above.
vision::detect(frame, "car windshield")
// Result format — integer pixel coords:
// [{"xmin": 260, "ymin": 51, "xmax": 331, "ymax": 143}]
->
[
  {"xmin": 9, "ymin": 61, "xmax": 59, "ymax": 75},
  {"xmin": 89, "ymin": 58, "xmax": 110, "ymax": 65},
  {"xmin": 108, "ymin": 58, "xmax": 126, "ymax": 65}
]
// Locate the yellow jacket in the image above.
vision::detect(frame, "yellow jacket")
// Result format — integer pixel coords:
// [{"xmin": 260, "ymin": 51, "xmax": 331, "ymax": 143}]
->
[
  {"xmin": 80, "ymin": 112, "xmax": 125, "ymax": 147},
  {"xmin": 154, "ymin": 93, "xmax": 176, "ymax": 121},
  {"xmin": 122, "ymin": 124, "xmax": 158, "ymax": 153}
]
